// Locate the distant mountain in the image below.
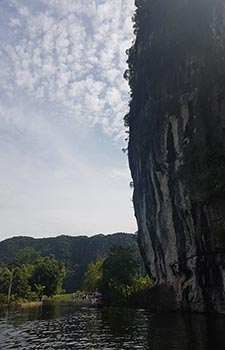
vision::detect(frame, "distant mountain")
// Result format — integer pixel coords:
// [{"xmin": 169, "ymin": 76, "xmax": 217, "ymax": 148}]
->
[{"xmin": 0, "ymin": 233, "xmax": 141, "ymax": 292}]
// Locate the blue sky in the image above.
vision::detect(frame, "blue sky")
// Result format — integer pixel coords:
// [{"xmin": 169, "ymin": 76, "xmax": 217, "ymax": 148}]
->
[{"xmin": 0, "ymin": 0, "xmax": 137, "ymax": 240}]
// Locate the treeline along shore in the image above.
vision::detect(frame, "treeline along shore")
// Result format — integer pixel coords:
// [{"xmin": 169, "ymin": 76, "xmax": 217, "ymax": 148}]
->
[{"xmin": 0, "ymin": 233, "xmax": 151, "ymax": 306}]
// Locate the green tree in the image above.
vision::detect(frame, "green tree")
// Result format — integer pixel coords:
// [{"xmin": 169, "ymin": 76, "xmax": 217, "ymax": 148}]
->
[
  {"xmin": 83, "ymin": 258, "xmax": 104, "ymax": 292},
  {"xmin": 0, "ymin": 267, "xmax": 11, "ymax": 302},
  {"xmin": 100, "ymin": 245, "xmax": 138, "ymax": 304},
  {"xmin": 30, "ymin": 255, "xmax": 66, "ymax": 299},
  {"xmin": 132, "ymin": 275, "xmax": 152, "ymax": 294},
  {"xmin": 33, "ymin": 284, "xmax": 46, "ymax": 301},
  {"xmin": 12, "ymin": 264, "xmax": 33, "ymax": 299},
  {"xmin": 14, "ymin": 247, "xmax": 39, "ymax": 266}
]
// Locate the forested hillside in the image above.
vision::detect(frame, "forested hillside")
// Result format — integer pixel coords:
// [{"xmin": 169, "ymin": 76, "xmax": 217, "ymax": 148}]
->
[{"xmin": 0, "ymin": 233, "xmax": 139, "ymax": 292}]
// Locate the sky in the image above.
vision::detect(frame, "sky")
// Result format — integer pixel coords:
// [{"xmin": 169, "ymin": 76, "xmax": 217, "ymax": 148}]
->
[{"xmin": 0, "ymin": 0, "xmax": 137, "ymax": 241}]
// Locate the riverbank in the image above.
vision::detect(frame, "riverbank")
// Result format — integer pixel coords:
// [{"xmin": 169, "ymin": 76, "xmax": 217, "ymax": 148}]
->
[
  {"xmin": 0, "ymin": 300, "xmax": 43, "ymax": 309},
  {"xmin": 19, "ymin": 301, "xmax": 43, "ymax": 308},
  {"xmin": 0, "ymin": 293, "xmax": 104, "ymax": 309},
  {"xmin": 0, "ymin": 294, "xmax": 72, "ymax": 308}
]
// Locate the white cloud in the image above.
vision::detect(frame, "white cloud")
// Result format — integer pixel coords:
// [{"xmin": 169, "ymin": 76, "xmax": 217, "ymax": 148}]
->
[
  {"xmin": 9, "ymin": 17, "xmax": 21, "ymax": 27},
  {"xmin": 0, "ymin": 0, "xmax": 135, "ymax": 140},
  {"xmin": 0, "ymin": 0, "xmax": 137, "ymax": 239}
]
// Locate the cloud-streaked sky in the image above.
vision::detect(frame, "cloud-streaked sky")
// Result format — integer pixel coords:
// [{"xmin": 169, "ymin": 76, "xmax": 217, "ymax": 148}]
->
[{"xmin": 0, "ymin": 0, "xmax": 137, "ymax": 241}]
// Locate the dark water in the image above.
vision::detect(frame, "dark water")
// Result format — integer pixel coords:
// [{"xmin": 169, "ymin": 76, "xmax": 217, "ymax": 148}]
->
[{"xmin": 0, "ymin": 301, "xmax": 225, "ymax": 349}]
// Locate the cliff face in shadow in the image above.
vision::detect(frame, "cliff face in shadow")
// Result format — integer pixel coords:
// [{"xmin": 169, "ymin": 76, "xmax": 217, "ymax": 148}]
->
[{"xmin": 127, "ymin": 0, "xmax": 225, "ymax": 312}]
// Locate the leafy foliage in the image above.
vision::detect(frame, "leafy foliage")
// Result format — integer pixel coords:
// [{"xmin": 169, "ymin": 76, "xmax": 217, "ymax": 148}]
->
[
  {"xmin": 30, "ymin": 256, "xmax": 66, "ymax": 299},
  {"xmin": 131, "ymin": 275, "xmax": 152, "ymax": 294},
  {"xmin": 0, "ymin": 267, "xmax": 11, "ymax": 299},
  {"xmin": 0, "ymin": 250, "xmax": 66, "ymax": 303},
  {"xmin": 0, "ymin": 233, "xmax": 140, "ymax": 292},
  {"xmin": 82, "ymin": 258, "xmax": 103, "ymax": 292},
  {"xmin": 180, "ymin": 136, "xmax": 225, "ymax": 203},
  {"xmin": 14, "ymin": 247, "xmax": 39, "ymax": 266},
  {"xmin": 12, "ymin": 264, "xmax": 33, "ymax": 299},
  {"xmin": 102, "ymin": 246, "xmax": 137, "ymax": 287},
  {"xmin": 100, "ymin": 246, "xmax": 138, "ymax": 305},
  {"xmin": 82, "ymin": 245, "xmax": 152, "ymax": 306}
]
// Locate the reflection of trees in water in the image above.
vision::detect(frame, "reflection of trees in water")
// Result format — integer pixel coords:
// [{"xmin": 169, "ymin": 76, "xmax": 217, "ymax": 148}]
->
[
  {"xmin": 147, "ymin": 313, "xmax": 225, "ymax": 350},
  {"xmin": 67, "ymin": 307, "xmax": 225, "ymax": 350},
  {"xmin": 80, "ymin": 308, "xmax": 104, "ymax": 346},
  {"xmin": 1, "ymin": 303, "xmax": 225, "ymax": 349},
  {"xmin": 101, "ymin": 307, "xmax": 137, "ymax": 335},
  {"xmin": 41, "ymin": 300, "xmax": 62, "ymax": 320},
  {"xmin": 100, "ymin": 308, "xmax": 150, "ymax": 348},
  {"xmin": 1, "ymin": 304, "xmax": 43, "ymax": 324}
]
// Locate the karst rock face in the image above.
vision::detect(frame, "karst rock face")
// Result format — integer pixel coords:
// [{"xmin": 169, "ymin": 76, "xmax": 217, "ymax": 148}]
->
[{"xmin": 127, "ymin": 0, "xmax": 225, "ymax": 312}]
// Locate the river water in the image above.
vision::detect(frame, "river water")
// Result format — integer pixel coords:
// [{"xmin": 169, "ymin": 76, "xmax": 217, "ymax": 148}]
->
[{"xmin": 0, "ymin": 301, "xmax": 224, "ymax": 349}]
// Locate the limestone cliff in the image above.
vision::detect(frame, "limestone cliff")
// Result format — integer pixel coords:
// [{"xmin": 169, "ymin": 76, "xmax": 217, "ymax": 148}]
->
[{"xmin": 126, "ymin": 0, "xmax": 225, "ymax": 312}]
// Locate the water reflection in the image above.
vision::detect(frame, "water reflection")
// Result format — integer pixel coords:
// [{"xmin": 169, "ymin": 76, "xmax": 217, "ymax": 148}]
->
[{"xmin": 0, "ymin": 301, "xmax": 224, "ymax": 349}]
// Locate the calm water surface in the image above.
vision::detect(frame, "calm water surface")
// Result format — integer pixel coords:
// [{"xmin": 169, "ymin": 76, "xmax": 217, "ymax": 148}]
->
[{"xmin": 0, "ymin": 301, "xmax": 225, "ymax": 349}]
